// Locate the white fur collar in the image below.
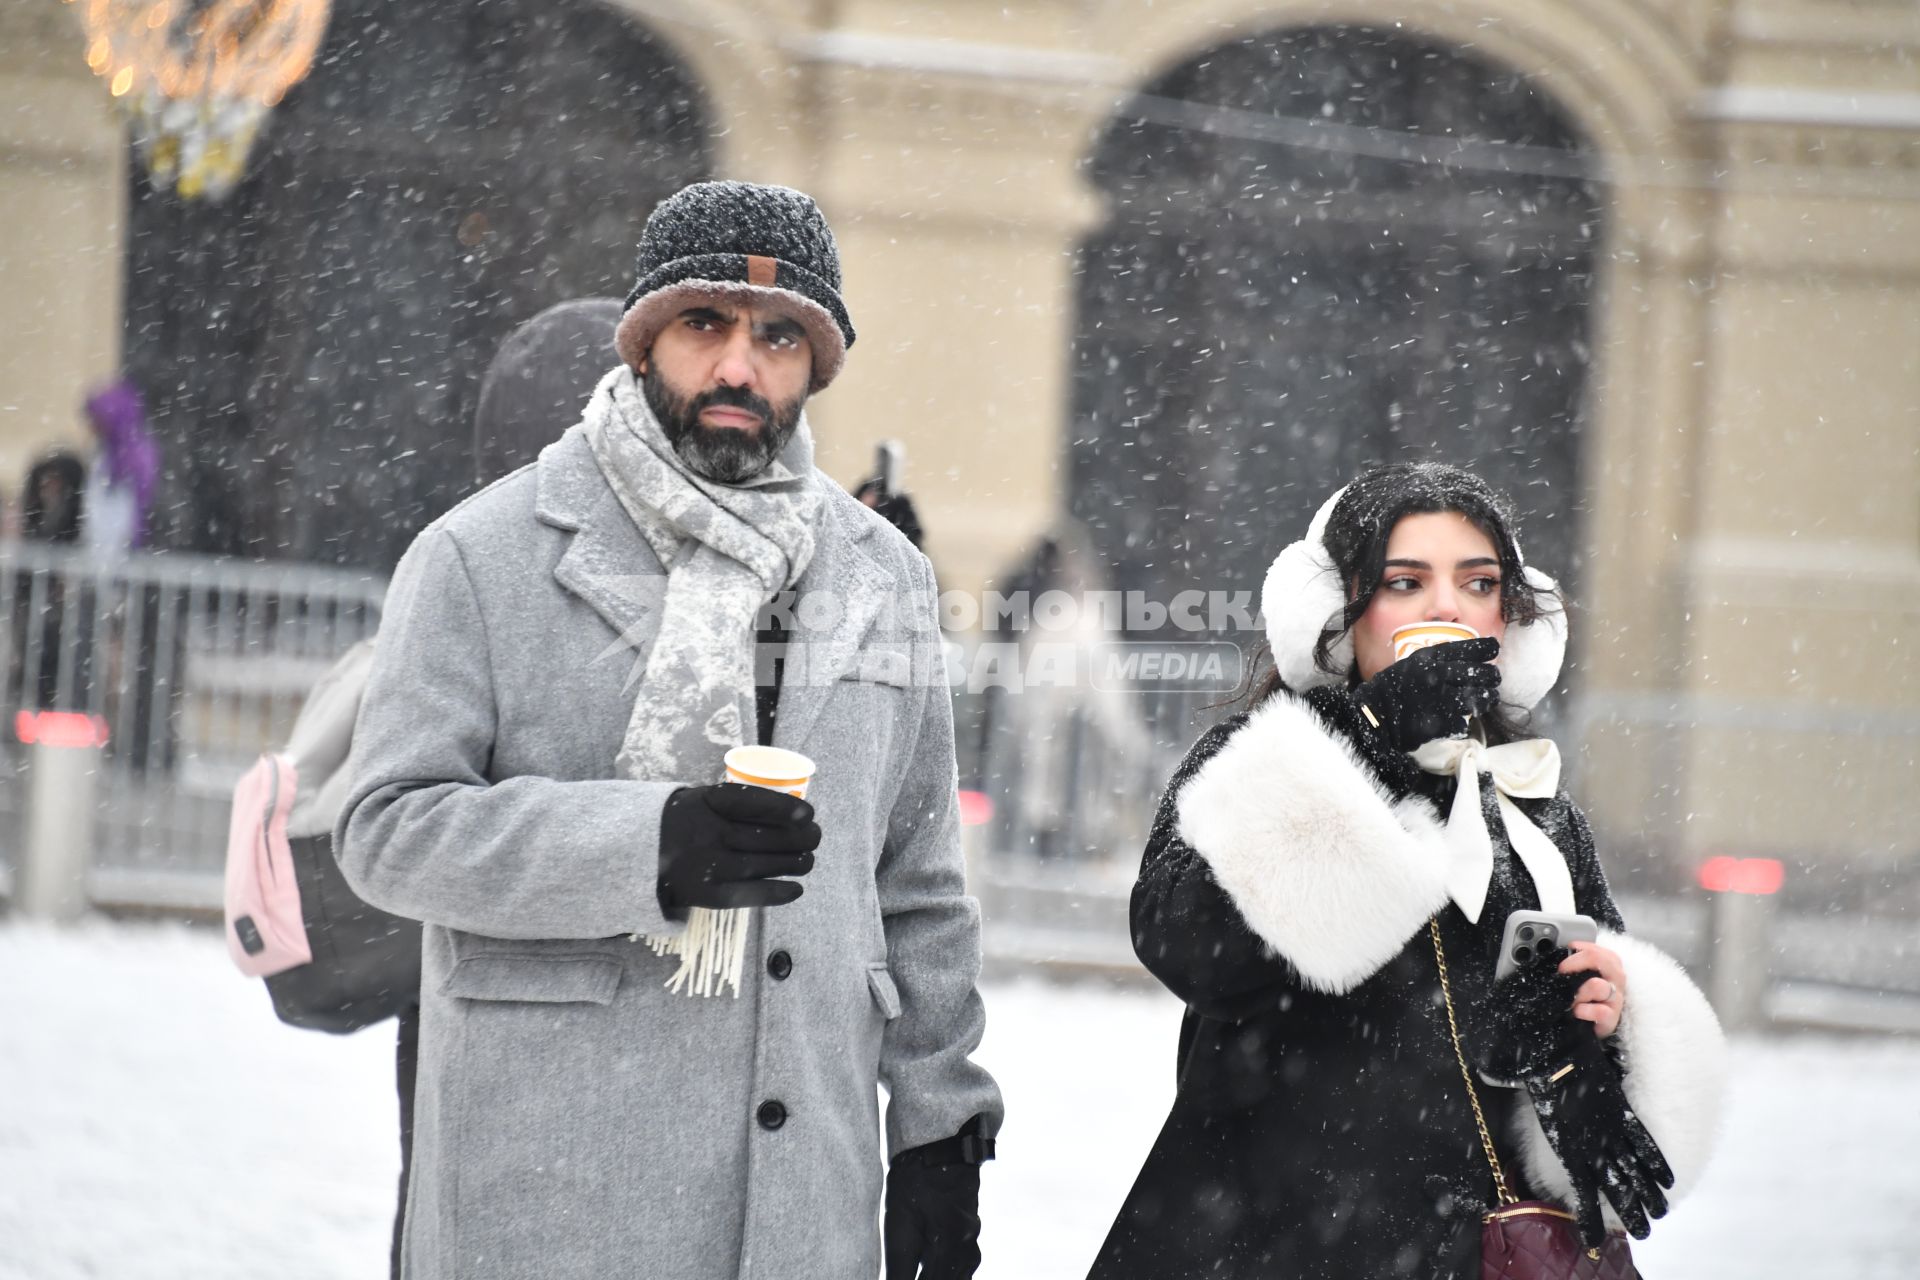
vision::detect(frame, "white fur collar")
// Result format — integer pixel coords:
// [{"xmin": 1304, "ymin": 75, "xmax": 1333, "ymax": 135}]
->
[
  {"xmin": 1259, "ymin": 488, "xmax": 1569, "ymax": 714},
  {"xmin": 1175, "ymin": 691, "xmax": 1451, "ymax": 993}
]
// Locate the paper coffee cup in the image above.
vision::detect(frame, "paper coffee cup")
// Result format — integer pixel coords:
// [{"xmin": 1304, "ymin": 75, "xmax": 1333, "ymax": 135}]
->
[
  {"xmin": 1391, "ymin": 621, "xmax": 1479, "ymax": 662},
  {"xmin": 723, "ymin": 745, "xmax": 817, "ymax": 799}
]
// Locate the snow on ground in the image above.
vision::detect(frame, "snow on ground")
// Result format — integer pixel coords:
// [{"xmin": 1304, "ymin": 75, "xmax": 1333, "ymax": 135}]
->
[{"xmin": 2, "ymin": 919, "xmax": 1916, "ymax": 1279}]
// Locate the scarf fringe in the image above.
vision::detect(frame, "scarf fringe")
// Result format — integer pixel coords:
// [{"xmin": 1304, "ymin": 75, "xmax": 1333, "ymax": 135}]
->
[{"xmin": 645, "ymin": 907, "xmax": 751, "ymax": 998}]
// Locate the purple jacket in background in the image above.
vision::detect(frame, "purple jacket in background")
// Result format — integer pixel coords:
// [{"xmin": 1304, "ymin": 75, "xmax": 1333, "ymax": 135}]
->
[{"xmin": 83, "ymin": 379, "xmax": 160, "ymax": 549}]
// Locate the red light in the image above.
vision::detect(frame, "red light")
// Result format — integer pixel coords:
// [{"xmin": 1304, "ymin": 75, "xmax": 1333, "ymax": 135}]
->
[
  {"xmin": 957, "ymin": 789, "xmax": 994, "ymax": 827},
  {"xmin": 1697, "ymin": 856, "xmax": 1785, "ymax": 896},
  {"xmin": 14, "ymin": 710, "xmax": 110, "ymax": 749}
]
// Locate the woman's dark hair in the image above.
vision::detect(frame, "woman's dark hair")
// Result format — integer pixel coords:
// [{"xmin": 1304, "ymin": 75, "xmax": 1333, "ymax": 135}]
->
[{"xmin": 1240, "ymin": 462, "xmax": 1563, "ymax": 734}]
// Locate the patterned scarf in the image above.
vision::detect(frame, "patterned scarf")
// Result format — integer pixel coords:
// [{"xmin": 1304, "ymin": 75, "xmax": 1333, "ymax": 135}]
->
[{"xmin": 581, "ymin": 367, "xmax": 820, "ymax": 995}]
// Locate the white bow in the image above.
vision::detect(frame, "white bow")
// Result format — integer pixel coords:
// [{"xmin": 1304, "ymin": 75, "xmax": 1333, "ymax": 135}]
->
[{"xmin": 1410, "ymin": 736, "xmax": 1575, "ymax": 924}]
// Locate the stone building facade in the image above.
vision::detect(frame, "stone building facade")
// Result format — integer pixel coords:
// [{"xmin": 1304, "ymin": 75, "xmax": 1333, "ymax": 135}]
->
[{"xmin": 2, "ymin": 0, "xmax": 1916, "ymax": 891}]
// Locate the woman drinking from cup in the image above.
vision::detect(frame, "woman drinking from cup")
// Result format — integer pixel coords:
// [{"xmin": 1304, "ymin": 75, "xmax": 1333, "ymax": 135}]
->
[{"xmin": 1090, "ymin": 463, "xmax": 1727, "ymax": 1279}]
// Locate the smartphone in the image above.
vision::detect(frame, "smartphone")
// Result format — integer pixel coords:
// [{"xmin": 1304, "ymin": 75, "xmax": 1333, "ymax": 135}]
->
[
  {"xmin": 874, "ymin": 440, "xmax": 903, "ymax": 496},
  {"xmin": 1493, "ymin": 909, "xmax": 1597, "ymax": 982}
]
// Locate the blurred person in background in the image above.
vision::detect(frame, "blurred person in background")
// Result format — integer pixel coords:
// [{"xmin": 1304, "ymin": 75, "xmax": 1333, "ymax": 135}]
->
[
  {"xmin": 78, "ymin": 378, "xmax": 174, "ymax": 770},
  {"xmin": 81, "ymin": 379, "xmax": 159, "ymax": 558},
  {"xmin": 1091, "ymin": 463, "xmax": 1726, "ymax": 1279},
  {"xmin": 472, "ymin": 298, "xmax": 628, "ymax": 492},
  {"xmin": 10, "ymin": 452, "xmax": 89, "ymax": 713},
  {"xmin": 339, "ymin": 181, "xmax": 999, "ymax": 1280},
  {"xmin": 976, "ymin": 524, "xmax": 1151, "ymax": 862},
  {"xmin": 20, "ymin": 452, "xmax": 87, "ymax": 547},
  {"xmin": 853, "ymin": 440, "xmax": 924, "ymax": 550}
]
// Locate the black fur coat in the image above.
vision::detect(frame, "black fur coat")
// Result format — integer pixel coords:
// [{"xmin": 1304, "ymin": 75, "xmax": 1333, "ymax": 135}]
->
[{"xmin": 1088, "ymin": 688, "xmax": 1724, "ymax": 1280}]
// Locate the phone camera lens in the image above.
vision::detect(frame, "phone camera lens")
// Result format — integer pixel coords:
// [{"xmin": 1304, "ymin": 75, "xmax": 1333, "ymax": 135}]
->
[
  {"xmin": 1514, "ymin": 945, "xmax": 1532, "ymax": 965},
  {"xmin": 1518, "ymin": 925, "xmax": 1536, "ymax": 942}
]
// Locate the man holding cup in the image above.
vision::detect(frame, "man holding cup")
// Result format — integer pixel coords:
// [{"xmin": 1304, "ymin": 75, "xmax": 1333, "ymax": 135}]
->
[{"xmin": 339, "ymin": 181, "xmax": 1001, "ymax": 1280}]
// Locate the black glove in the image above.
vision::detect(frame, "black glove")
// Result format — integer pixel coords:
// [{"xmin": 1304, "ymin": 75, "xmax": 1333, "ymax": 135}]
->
[
  {"xmin": 1467, "ymin": 945, "xmax": 1591, "ymax": 1085},
  {"xmin": 884, "ymin": 1143, "xmax": 983, "ymax": 1280},
  {"xmin": 1350, "ymin": 636, "xmax": 1502, "ymax": 752},
  {"xmin": 1302, "ymin": 684, "xmax": 1424, "ymax": 798},
  {"xmin": 656, "ymin": 784, "xmax": 819, "ymax": 918},
  {"xmin": 1472, "ymin": 948, "xmax": 1674, "ymax": 1247},
  {"xmin": 1527, "ymin": 1032, "xmax": 1674, "ymax": 1246}
]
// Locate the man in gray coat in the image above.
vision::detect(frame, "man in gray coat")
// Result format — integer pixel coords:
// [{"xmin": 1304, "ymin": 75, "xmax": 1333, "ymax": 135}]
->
[{"xmin": 339, "ymin": 181, "xmax": 1003, "ymax": 1280}]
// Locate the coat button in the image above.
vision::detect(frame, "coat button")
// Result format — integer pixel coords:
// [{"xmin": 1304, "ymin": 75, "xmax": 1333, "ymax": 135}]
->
[
  {"xmin": 767, "ymin": 950, "xmax": 793, "ymax": 981},
  {"xmin": 756, "ymin": 1100, "xmax": 787, "ymax": 1131}
]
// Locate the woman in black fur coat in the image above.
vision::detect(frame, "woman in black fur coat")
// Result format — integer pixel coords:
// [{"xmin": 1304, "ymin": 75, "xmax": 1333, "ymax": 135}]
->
[{"xmin": 1089, "ymin": 464, "xmax": 1726, "ymax": 1280}]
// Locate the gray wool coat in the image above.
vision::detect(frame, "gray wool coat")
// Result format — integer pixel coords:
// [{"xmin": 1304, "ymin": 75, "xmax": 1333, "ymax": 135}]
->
[{"xmin": 337, "ymin": 425, "xmax": 1003, "ymax": 1280}]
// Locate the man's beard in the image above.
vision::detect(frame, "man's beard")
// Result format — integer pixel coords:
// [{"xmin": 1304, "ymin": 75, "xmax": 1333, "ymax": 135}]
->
[{"xmin": 642, "ymin": 365, "xmax": 805, "ymax": 484}]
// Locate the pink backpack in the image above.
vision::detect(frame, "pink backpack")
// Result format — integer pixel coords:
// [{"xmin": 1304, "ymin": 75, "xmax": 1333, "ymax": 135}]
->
[
  {"xmin": 223, "ymin": 753, "xmax": 308, "ymax": 976},
  {"xmin": 220, "ymin": 640, "xmax": 420, "ymax": 1033}
]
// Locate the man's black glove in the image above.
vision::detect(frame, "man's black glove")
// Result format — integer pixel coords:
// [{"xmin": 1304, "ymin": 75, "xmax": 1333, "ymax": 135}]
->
[
  {"xmin": 884, "ymin": 1144, "xmax": 983, "ymax": 1280},
  {"xmin": 1350, "ymin": 636, "xmax": 1501, "ymax": 752},
  {"xmin": 1471, "ymin": 948, "xmax": 1675, "ymax": 1247},
  {"xmin": 656, "ymin": 784, "xmax": 819, "ymax": 918}
]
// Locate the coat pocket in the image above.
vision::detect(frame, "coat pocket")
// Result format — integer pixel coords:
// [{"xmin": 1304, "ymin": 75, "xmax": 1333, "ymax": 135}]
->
[
  {"xmin": 866, "ymin": 963, "xmax": 903, "ymax": 1021},
  {"xmin": 442, "ymin": 954, "xmax": 623, "ymax": 1005},
  {"xmin": 843, "ymin": 641, "xmax": 917, "ymax": 689}
]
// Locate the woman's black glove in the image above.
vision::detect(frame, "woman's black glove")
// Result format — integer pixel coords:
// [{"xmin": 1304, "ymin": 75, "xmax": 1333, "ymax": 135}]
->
[
  {"xmin": 1300, "ymin": 684, "xmax": 1423, "ymax": 798},
  {"xmin": 656, "ymin": 784, "xmax": 819, "ymax": 918},
  {"xmin": 1470, "ymin": 948, "xmax": 1674, "ymax": 1246},
  {"xmin": 884, "ymin": 1142, "xmax": 983, "ymax": 1280},
  {"xmin": 1350, "ymin": 636, "xmax": 1502, "ymax": 752},
  {"xmin": 1528, "ymin": 1033, "xmax": 1674, "ymax": 1245},
  {"xmin": 1467, "ymin": 945, "xmax": 1590, "ymax": 1085}
]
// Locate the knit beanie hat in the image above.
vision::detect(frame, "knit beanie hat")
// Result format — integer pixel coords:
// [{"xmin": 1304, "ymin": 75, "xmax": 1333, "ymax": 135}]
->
[{"xmin": 613, "ymin": 181, "xmax": 855, "ymax": 392}]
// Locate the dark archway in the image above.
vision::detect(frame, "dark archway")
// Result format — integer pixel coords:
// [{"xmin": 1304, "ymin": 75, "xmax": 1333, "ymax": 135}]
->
[
  {"xmin": 1071, "ymin": 26, "xmax": 1602, "ymax": 666},
  {"xmin": 124, "ymin": 0, "xmax": 712, "ymax": 568}
]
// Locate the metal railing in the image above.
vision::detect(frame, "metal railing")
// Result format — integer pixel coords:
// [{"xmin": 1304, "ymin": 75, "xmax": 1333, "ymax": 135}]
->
[
  {"xmin": 1, "ymin": 544, "xmax": 1910, "ymax": 1031},
  {"xmin": 958, "ymin": 680, "xmax": 1210, "ymax": 971},
  {"xmin": 959, "ymin": 669, "xmax": 1920, "ymax": 1033},
  {"xmin": 0, "ymin": 542, "xmax": 385, "ymax": 909}
]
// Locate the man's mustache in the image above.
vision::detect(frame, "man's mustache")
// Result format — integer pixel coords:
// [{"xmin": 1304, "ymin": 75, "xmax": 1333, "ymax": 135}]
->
[{"xmin": 690, "ymin": 385, "xmax": 774, "ymax": 427}]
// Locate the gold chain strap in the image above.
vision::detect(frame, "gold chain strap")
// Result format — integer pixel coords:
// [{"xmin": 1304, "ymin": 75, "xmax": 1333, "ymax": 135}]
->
[{"xmin": 1428, "ymin": 917, "xmax": 1518, "ymax": 1207}]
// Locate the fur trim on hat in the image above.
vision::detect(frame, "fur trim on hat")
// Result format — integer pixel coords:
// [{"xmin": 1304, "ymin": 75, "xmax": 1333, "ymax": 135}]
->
[
  {"xmin": 1258, "ymin": 488, "xmax": 1569, "ymax": 713},
  {"xmin": 1510, "ymin": 930, "xmax": 1727, "ymax": 1229},
  {"xmin": 1175, "ymin": 690, "xmax": 1452, "ymax": 994},
  {"xmin": 615, "ymin": 280, "xmax": 848, "ymax": 393}
]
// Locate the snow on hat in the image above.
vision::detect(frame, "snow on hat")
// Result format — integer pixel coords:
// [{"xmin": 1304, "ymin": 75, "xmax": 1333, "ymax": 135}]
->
[
  {"xmin": 614, "ymin": 181, "xmax": 855, "ymax": 393},
  {"xmin": 1260, "ymin": 468, "xmax": 1568, "ymax": 714}
]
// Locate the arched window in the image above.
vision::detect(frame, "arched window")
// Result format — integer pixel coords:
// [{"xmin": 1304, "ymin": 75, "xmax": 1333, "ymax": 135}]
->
[
  {"xmin": 124, "ymin": 0, "xmax": 712, "ymax": 566},
  {"xmin": 1072, "ymin": 26, "xmax": 1601, "ymax": 668}
]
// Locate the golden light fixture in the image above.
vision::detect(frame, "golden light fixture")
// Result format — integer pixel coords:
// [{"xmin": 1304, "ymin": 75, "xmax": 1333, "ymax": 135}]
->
[{"xmin": 64, "ymin": 0, "xmax": 332, "ymax": 201}]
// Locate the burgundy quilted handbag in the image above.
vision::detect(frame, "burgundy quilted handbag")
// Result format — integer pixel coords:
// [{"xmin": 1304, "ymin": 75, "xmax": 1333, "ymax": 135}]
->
[
  {"xmin": 1428, "ymin": 921, "xmax": 1642, "ymax": 1280},
  {"xmin": 1480, "ymin": 1202, "xmax": 1638, "ymax": 1280}
]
